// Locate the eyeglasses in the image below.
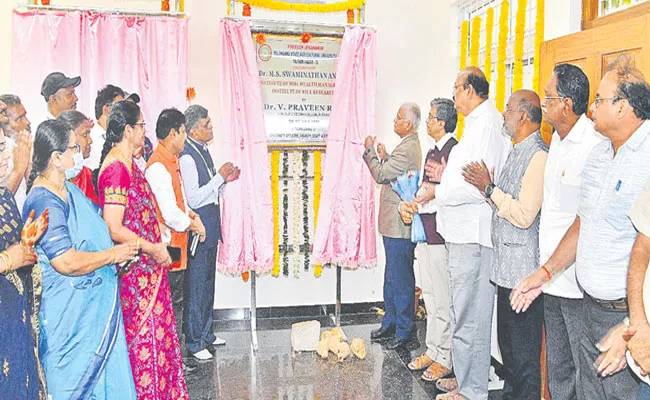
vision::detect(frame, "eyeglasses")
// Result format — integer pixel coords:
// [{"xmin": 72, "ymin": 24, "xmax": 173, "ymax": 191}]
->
[
  {"xmin": 426, "ymin": 115, "xmax": 439, "ymax": 122},
  {"xmin": 133, "ymin": 122, "xmax": 146, "ymax": 128},
  {"xmin": 593, "ymin": 96, "xmax": 625, "ymax": 107},
  {"xmin": 67, "ymin": 143, "xmax": 81, "ymax": 153},
  {"xmin": 504, "ymin": 108, "xmax": 525, "ymax": 114},
  {"xmin": 452, "ymin": 83, "xmax": 467, "ymax": 92},
  {"xmin": 543, "ymin": 96, "xmax": 564, "ymax": 103}
]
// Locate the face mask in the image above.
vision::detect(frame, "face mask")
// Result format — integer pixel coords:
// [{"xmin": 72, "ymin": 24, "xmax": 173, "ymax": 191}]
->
[{"xmin": 65, "ymin": 152, "xmax": 84, "ymax": 180}]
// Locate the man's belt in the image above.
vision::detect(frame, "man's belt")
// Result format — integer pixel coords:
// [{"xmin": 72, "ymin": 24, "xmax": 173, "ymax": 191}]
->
[{"xmin": 587, "ymin": 293, "xmax": 628, "ymax": 311}]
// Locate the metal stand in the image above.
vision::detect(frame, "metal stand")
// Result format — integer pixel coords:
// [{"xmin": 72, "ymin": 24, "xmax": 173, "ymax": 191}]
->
[
  {"xmin": 250, "ymin": 273, "xmax": 259, "ymax": 351},
  {"xmin": 327, "ymin": 266, "xmax": 342, "ymax": 326}
]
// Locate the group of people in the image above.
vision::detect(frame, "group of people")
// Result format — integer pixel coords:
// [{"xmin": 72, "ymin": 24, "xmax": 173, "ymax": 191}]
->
[
  {"xmin": 363, "ymin": 57, "xmax": 650, "ymax": 400},
  {"xmin": 0, "ymin": 72, "xmax": 239, "ymax": 399}
]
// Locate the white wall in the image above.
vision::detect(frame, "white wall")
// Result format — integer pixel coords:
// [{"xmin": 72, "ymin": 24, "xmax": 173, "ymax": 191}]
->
[{"xmin": 0, "ymin": 0, "xmax": 580, "ymax": 309}]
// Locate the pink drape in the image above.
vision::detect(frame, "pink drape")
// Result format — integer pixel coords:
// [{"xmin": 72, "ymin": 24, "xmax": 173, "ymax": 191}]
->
[
  {"xmin": 217, "ymin": 19, "xmax": 273, "ymax": 274},
  {"xmin": 312, "ymin": 27, "xmax": 378, "ymax": 269},
  {"xmin": 11, "ymin": 10, "xmax": 188, "ymax": 134}
]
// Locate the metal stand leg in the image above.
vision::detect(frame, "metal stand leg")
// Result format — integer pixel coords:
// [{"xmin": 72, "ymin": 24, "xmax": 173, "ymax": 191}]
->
[
  {"xmin": 250, "ymin": 272, "xmax": 258, "ymax": 351},
  {"xmin": 328, "ymin": 266, "xmax": 342, "ymax": 326}
]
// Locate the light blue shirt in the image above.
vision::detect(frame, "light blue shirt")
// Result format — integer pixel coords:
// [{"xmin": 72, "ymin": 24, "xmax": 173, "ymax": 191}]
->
[{"xmin": 576, "ymin": 120, "xmax": 650, "ymax": 300}]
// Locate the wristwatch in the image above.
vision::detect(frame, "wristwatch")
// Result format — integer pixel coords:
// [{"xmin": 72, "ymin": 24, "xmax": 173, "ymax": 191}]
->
[{"xmin": 485, "ymin": 183, "xmax": 496, "ymax": 198}]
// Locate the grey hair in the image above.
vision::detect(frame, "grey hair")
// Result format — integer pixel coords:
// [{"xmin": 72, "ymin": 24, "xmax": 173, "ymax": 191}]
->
[
  {"xmin": 0, "ymin": 94, "xmax": 22, "ymax": 106},
  {"xmin": 400, "ymin": 102, "xmax": 421, "ymax": 131},
  {"xmin": 517, "ymin": 98, "xmax": 543, "ymax": 124},
  {"xmin": 429, "ymin": 98, "xmax": 458, "ymax": 133},
  {"xmin": 0, "ymin": 94, "xmax": 23, "ymax": 130},
  {"xmin": 184, "ymin": 104, "xmax": 209, "ymax": 133}
]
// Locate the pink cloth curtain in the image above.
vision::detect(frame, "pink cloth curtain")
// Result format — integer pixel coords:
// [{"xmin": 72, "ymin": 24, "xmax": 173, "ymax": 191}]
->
[
  {"xmin": 11, "ymin": 10, "xmax": 188, "ymax": 134},
  {"xmin": 312, "ymin": 27, "xmax": 378, "ymax": 269},
  {"xmin": 217, "ymin": 19, "xmax": 274, "ymax": 274}
]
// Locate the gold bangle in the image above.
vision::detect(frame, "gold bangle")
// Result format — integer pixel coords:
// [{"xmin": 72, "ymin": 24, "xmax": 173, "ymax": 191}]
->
[
  {"xmin": 110, "ymin": 248, "xmax": 116, "ymax": 265},
  {"xmin": 0, "ymin": 252, "xmax": 10, "ymax": 274},
  {"xmin": 135, "ymin": 237, "xmax": 141, "ymax": 250}
]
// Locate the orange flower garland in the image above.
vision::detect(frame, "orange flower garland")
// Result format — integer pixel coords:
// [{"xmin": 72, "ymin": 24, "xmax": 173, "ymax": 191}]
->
[
  {"xmin": 161, "ymin": 0, "xmax": 170, "ymax": 11},
  {"xmin": 347, "ymin": 9, "xmax": 355, "ymax": 24},
  {"xmin": 256, "ymin": 33, "xmax": 266, "ymax": 45},
  {"xmin": 186, "ymin": 87, "xmax": 196, "ymax": 102},
  {"xmin": 243, "ymin": 3, "xmax": 252, "ymax": 16},
  {"xmin": 301, "ymin": 32, "xmax": 312, "ymax": 43},
  {"xmin": 242, "ymin": 271, "xmax": 250, "ymax": 282}
]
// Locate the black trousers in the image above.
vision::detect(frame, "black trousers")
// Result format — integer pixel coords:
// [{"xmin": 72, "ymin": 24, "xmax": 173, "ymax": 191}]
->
[{"xmin": 497, "ymin": 285, "xmax": 544, "ymax": 400}]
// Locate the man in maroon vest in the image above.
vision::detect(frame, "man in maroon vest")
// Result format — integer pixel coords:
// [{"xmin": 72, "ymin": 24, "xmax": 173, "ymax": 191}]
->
[{"xmin": 400, "ymin": 98, "xmax": 458, "ymax": 383}]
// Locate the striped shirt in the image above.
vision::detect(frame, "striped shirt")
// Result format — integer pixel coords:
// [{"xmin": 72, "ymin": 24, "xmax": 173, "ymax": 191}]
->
[{"xmin": 576, "ymin": 120, "xmax": 650, "ymax": 300}]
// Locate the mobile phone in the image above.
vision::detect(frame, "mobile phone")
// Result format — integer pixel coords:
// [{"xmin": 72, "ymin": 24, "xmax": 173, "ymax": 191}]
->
[{"xmin": 167, "ymin": 246, "xmax": 181, "ymax": 263}]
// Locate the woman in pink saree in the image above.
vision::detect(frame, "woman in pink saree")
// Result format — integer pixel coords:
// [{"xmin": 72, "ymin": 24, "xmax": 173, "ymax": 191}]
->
[{"xmin": 95, "ymin": 101, "xmax": 188, "ymax": 400}]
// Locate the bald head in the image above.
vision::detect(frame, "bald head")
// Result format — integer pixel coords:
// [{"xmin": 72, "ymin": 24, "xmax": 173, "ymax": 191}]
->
[
  {"xmin": 512, "ymin": 89, "xmax": 542, "ymax": 124},
  {"xmin": 459, "ymin": 67, "xmax": 489, "ymax": 100}
]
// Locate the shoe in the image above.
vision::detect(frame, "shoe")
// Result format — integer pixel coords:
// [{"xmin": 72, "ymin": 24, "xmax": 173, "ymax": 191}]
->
[
  {"xmin": 212, "ymin": 336, "xmax": 226, "ymax": 346},
  {"xmin": 385, "ymin": 337, "xmax": 408, "ymax": 350},
  {"xmin": 371, "ymin": 326, "xmax": 395, "ymax": 341},
  {"xmin": 191, "ymin": 349, "xmax": 213, "ymax": 362}
]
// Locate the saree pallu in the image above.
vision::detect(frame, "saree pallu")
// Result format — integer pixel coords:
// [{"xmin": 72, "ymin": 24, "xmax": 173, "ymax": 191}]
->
[
  {"xmin": 98, "ymin": 160, "xmax": 188, "ymax": 400},
  {"xmin": 25, "ymin": 182, "xmax": 136, "ymax": 399},
  {"xmin": 0, "ymin": 186, "xmax": 45, "ymax": 399}
]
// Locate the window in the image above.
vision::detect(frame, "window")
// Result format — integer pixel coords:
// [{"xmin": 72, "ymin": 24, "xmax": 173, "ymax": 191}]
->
[
  {"xmin": 600, "ymin": 0, "xmax": 647, "ymax": 16},
  {"xmin": 457, "ymin": 0, "xmax": 538, "ymax": 98}
]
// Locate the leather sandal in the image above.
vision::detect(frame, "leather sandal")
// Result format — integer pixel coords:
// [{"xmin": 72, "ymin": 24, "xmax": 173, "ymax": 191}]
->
[
  {"xmin": 407, "ymin": 353, "xmax": 433, "ymax": 371},
  {"xmin": 422, "ymin": 362, "xmax": 451, "ymax": 382}
]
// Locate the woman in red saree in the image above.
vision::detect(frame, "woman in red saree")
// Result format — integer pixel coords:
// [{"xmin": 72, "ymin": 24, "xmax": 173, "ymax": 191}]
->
[{"xmin": 95, "ymin": 101, "xmax": 188, "ymax": 399}]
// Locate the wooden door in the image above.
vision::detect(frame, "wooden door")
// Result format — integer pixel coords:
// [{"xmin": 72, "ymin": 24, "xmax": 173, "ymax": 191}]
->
[{"xmin": 538, "ymin": 12, "xmax": 650, "ymax": 142}]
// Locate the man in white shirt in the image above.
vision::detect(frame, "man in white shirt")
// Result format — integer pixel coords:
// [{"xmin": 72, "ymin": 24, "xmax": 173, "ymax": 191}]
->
[
  {"xmin": 538, "ymin": 64, "xmax": 602, "ymax": 400},
  {"xmin": 0, "ymin": 95, "xmax": 32, "ymax": 209},
  {"xmin": 145, "ymin": 108, "xmax": 206, "ymax": 363},
  {"xmin": 87, "ymin": 85, "xmax": 125, "ymax": 170},
  {"xmin": 423, "ymin": 67, "xmax": 511, "ymax": 400},
  {"xmin": 40, "ymin": 72, "xmax": 79, "ymax": 120}
]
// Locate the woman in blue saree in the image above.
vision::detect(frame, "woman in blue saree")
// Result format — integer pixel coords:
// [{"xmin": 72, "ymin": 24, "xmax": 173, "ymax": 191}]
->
[
  {"xmin": 23, "ymin": 120, "xmax": 139, "ymax": 399},
  {"xmin": 0, "ymin": 122, "xmax": 47, "ymax": 399}
]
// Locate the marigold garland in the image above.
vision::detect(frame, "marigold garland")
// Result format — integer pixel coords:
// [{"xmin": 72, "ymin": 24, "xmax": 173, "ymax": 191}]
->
[
  {"xmin": 161, "ymin": 0, "xmax": 170, "ymax": 11},
  {"xmin": 469, "ymin": 16, "xmax": 481, "ymax": 67},
  {"xmin": 484, "ymin": 8, "xmax": 495, "ymax": 82},
  {"xmin": 496, "ymin": 0, "xmax": 510, "ymax": 112},
  {"xmin": 459, "ymin": 20, "xmax": 469, "ymax": 71},
  {"xmin": 227, "ymin": 0, "xmax": 231, "ymax": 15},
  {"xmin": 256, "ymin": 33, "xmax": 266, "ymax": 45},
  {"xmin": 235, "ymin": 0, "xmax": 365, "ymax": 13},
  {"xmin": 243, "ymin": 3, "xmax": 252, "ymax": 16},
  {"xmin": 271, "ymin": 151, "xmax": 280, "ymax": 277},
  {"xmin": 301, "ymin": 32, "xmax": 312, "ymax": 43},
  {"xmin": 513, "ymin": 0, "xmax": 527, "ymax": 92},
  {"xmin": 242, "ymin": 271, "xmax": 250, "ymax": 282},
  {"xmin": 457, "ymin": 20, "xmax": 470, "ymax": 139},
  {"xmin": 292, "ymin": 153, "xmax": 302, "ymax": 278},
  {"xmin": 532, "ymin": 0, "xmax": 544, "ymax": 92},
  {"xmin": 313, "ymin": 150, "xmax": 323, "ymax": 278}
]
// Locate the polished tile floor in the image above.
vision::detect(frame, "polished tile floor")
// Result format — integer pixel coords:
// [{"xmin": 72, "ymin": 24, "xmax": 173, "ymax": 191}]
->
[{"xmin": 184, "ymin": 313, "xmax": 504, "ymax": 400}]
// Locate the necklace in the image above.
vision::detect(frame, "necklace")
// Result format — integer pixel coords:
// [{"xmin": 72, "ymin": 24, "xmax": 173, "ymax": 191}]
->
[
  {"xmin": 112, "ymin": 144, "xmax": 133, "ymax": 168},
  {"xmin": 36, "ymin": 175, "xmax": 66, "ymax": 200}
]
